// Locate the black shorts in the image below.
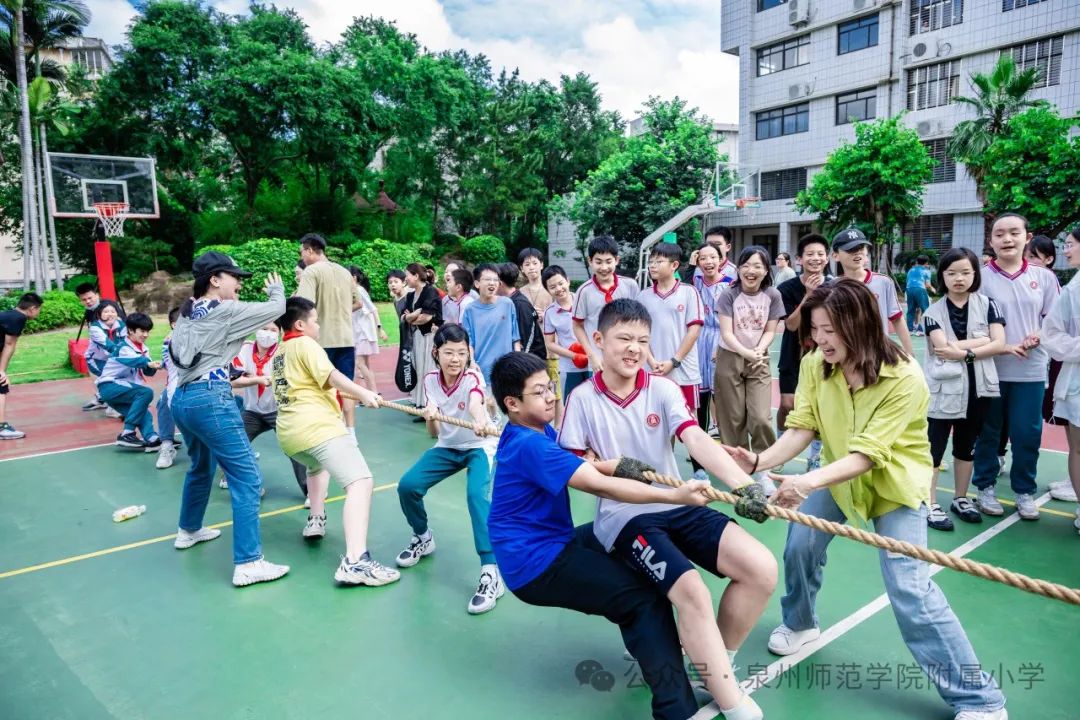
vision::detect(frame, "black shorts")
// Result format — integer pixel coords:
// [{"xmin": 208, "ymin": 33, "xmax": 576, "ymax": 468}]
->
[
  {"xmin": 778, "ymin": 366, "xmax": 798, "ymax": 395},
  {"xmin": 612, "ymin": 506, "xmax": 732, "ymax": 594},
  {"xmin": 0, "ymin": 379, "xmax": 8, "ymax": 395},
  {"xmin": 324, "ymin": 346, "xmax": 355, "ymax": 380}
]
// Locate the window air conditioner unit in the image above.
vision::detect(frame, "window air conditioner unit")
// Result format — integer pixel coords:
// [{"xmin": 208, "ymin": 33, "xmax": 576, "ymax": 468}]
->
[
  {"xmin": 912, "ymin": 41, "xmax": 939, "ymax": 60},
  {"xmin": 916, "ymin": 121, "xmax": 942, "ymax": 137},
  {"xmin": 789, "ymin": 0, "xmax": 810, "ymax": 26},
  {"xmin": 788, "ymin": 83, "xmax": 811, "ymax": 100}
]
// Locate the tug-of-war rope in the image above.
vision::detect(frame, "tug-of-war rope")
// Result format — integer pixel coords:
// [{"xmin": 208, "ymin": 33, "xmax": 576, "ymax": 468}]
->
[{"xmin": 374, "ymin": 397, "xmax": 1080, "ymax": 607}]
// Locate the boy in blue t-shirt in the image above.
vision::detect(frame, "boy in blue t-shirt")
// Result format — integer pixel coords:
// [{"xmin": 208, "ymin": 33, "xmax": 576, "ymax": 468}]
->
[
  {"xmin": 461, "ymin": 263, "xmax": 520, "ymax": 383},
  {"xmin": 487, "ymin": 352, "xmax": 759, "ymax": 720},
  {"xmin": 905, "ymin": 255, "xmax": 934, "ymax": 335}
]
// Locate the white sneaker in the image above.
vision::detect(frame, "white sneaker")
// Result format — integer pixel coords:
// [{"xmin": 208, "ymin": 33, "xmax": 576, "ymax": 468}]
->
[
  {"xmin": 767, "ymin": 624, "xmax": 821, "ymax": 656},
  {"xmin": 334, "ymin": 553, "xmax": 400, "ymax": 586},
  {"xmin": 302, "ymin": 514, "xmax": 326, "ymax": 539},
  {"xmin": 997, "ymin": 456, "xmax": 1006, "ymax": 477},
  {"xmin": 955, "ymin": 707, "xmax": 1008, "ymax": 720},
  {"xmin": 938, "ymin": 460, "xmax": 950, "ymax": 472},
  {"xmin": 691, "ymin": 469, "xmax": 709, "ymax": 482},
  {"xmin": 1049, "ymin": 482, "xmax": 1077, "ymax": 502},
  {"xmin": 1015, "ymin": 493, "xmax": 1039, "ymax": 521},
  {"xmin": 0, "ymin": 423, "xmax": 25, "ymax": 440},
  {"xmin": 755, "ymin": 472, "xmax": 777, "ymax": 498},
  {"xmin": 174, "ymin": 527, "xmax": 221, "ymax": 549},
  {"xmin": 976, "ymin": 487, "xmax": 1004, "ymax": 516},
  {"xmin": 155, "ymin": 444, "xmax": 177, "ymax": 469},
  {"xmin": 396, "ymin": 533, "xmax": 436, "ymax": 567},
  {"xmin": 303, "ymin": 496, "xmax": 311, "ymax": 509},
  {"xmin": 233, "ymin": 558, "xmax": 290, "ymax": 587},
  {"xmin": 467, "ymin": 567, "xmax": 505, "ymax": 615},
  {"xmin": 104, "ymin": 407, "xmax": 122, "ymax": 419},
  {"xmin": 1074, "ymin": 508, "xmax": 1080, "ymax": 534},
  {"xmin": 218, "ymin": 474, "xmax": 228, "ymax": 489}
]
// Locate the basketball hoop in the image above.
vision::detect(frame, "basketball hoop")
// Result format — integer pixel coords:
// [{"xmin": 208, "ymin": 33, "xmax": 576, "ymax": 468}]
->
[
  {"xmin": 735, "ymin": 196, "xmax": 761, "ymax": 210},
  {"xmin": 93, "ymin": 202, "xmax": 130, "ymax": 238}
]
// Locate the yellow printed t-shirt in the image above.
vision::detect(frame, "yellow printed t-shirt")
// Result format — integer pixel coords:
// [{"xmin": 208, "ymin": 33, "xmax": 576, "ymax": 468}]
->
[
  {"xmin": 295, "ymin": 261, "xmax": 361, "ymax": 349},
  {"xmin": 271, "ymin": 334, "xmax": 347, "ymax": 456},
  {"xmin": 785, "ymin": 350, "xmax": 932, "ymax": 523}
]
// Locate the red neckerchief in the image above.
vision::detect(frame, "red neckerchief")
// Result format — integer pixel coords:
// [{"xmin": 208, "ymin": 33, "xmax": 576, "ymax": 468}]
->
[
  {"xmin": 128, "ymin": 339, "xmax": 146, "ymax": 381},
  {"xmin": 596, "ymin": 274, "xmax": 619, "ymax": 304},
  {"xmin": 283, "ymin": 330, "xmax": 304, "ymax": 342},
  {"xmin": 251, "ymin": 344, "xmax": 277, "ymax": 397}
]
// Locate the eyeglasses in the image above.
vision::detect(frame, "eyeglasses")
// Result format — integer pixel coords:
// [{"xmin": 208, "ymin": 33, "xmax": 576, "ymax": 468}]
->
[{"xmin": 521, "ymin": 382, "xmax": 557, "ymax": 398}]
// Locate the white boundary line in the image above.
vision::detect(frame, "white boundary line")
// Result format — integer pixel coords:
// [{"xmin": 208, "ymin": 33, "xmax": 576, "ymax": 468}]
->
[{"xmin": 689, "ymin": 493, "xmax": 1051, "ymax": 719}]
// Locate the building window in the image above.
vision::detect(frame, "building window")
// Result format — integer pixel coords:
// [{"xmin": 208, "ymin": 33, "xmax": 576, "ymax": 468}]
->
[
  {"xmin": 906, "ymin": 60, "xmax": 960, "ymax": 111},
  {"xmin": 909, "ymin": 0, "xmax": 963, "ymax": 36},
  {"xmin": 922, "ymin": 138, "xmax": 956, "ymax": 183},
  {"xmin": 760, "ymin": 168, "xmax": 808, "ymax": 201},
  {"xmin": 752, "ymin": 234, "xmax": 780, "ymax": 259},
  {"xmin": 1003, "ymin": 0, "xmax": 1044, "ymax": 10},
  {"xmin": 757, "ymin": 35, "xmax": 810, "ymax": 76},
  {"xmin": 755, "ymin": 102, "xmax": 809, "ymax": 140},
  {"xmin": 757, "ymin": 0, "xmax": 788, "ymax": 11},
  {"xmin": 903, "ymin": 215, "xmax": 954, "ymax": 252},
  {"xmin": 1007, "ymin": 36, "xmax": 1063, "ymax": 88},
  {"xmin": 837, "ymin": 15, "xmax": 879, "ymax": 55},
  {"xmin": 836, "ymin": 88, "xmax": 877, "ymax": 124}
]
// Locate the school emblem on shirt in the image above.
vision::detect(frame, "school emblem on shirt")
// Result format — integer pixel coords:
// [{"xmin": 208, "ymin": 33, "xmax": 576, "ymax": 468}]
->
[
  {"xmin": 677, "ymin": 304, "xmax": 685, "ymax": 312},
  {"xmin": 646, "ymin": 413, "xmax": 660, "ymax": 428},
  {"xmin": 457, "ymin": 401, "xmax": 466, "ymax": 410},
  {"xmin": 1030, "ymin": 281, "xmax": 1038, "ymax": 289}
]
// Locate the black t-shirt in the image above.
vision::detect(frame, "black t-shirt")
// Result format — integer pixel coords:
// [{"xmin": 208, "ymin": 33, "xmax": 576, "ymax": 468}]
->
[
  {"xmin": 405, "ymin": 284, "xmax": 443, "ymax": 335},
  {"xmin": 776, "ymin": 274, "xmax": 835, "ymax": 379},
  {"xmin": 923, "ymin": 297, "xmax": 1005, "ymax": 388},
  {"xmin": 510, "ymin": 290, "xmax": 547, "ymax": 360},
  {"xmin": 0, "ymin": 308, "xmax": 28, "ymax": 348}
]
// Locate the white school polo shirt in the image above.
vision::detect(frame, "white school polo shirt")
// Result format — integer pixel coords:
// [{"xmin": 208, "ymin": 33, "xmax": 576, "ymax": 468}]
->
[
  {"xmin": 423, "ymin": 369, "xmax": 490, "ymax": 450},
  {"xmin": 981, "ymin": 260, "xmax": 1059, "ymax": 383},
  {"xmin": 636, "ymin": 280, "xmax": 705, "ymax": 386},
  {"xmin": 860, "ymin": 270, "xmax": 903, "ymax": 334},
  {"xmin": 571, "ymin": 274, "xmax": 641, "ymax": 355},
  {"xmin": 543, "ymin": 302, "xmax": 578, "ymax": 373},
  {"xmin": 558, "ymin": 369, "xmax": 696, "ymax": 550},
  {"xmin": 442, "ymin": 293, "xmax": 475, "ymax": 326}
]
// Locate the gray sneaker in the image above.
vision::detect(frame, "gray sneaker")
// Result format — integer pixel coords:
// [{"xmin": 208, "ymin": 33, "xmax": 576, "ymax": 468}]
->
[
  {"xmin": 1015, "ymin": 493, "xmax": 1039, "ymax": 521},
  {"xmin": 976, "ymin": 487, "xmax": 1004, "ymax": 516},
  {"xmin": 335, "ymin": 553, "xmax": 400, "ymax": 586}
]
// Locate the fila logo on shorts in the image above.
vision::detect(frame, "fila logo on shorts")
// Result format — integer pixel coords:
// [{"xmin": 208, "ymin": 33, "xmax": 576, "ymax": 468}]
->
[{"xmin": 632, "ymin": 535, "xmax": 667, "ymax": 581}]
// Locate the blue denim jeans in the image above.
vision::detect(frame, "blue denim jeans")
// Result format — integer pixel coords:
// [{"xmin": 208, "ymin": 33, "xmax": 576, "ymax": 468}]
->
[
  {"xmin": 906, "ymin": 286, "xmax": 930, "ymax": 331},
  {"xmin": 972, "ymin": 381, "xmax": 1043, "ymax": 495},
  {"xmin": 98, "ymin": 382, "xmax": 157, "ymax": 440},
  {"xmin": 156, "ymin": 390, "xmax": 175, "ymax": 441},
  {"xmin": 780, "ymin": 490, "xmax": 1005, "ymax": 713},
  {"xmin": 172, "ymin": 381, "xmax": 263, "ymax": 565}
]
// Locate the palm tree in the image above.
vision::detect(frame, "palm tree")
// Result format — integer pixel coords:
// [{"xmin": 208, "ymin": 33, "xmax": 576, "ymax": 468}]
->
[
  {"xmin": 0, "ymin": 0, "xmax": 44, "ymax": 290},
  {"xmin": 948, "ymin": 54, "xmax": 1046, "ymax": 209}
]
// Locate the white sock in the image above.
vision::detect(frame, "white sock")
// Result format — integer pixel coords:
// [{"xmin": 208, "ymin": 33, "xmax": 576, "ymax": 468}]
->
[
  {"xmin": 727, "ymin": 649, "xmax": 737, "ymax": 666},
  {"xmin": 418, "ymin": 530, "xmax": 432, "ymax": 542},
  {"xmin": 720, "ymin": 693, "xmax": 762, "ymax": 720}
]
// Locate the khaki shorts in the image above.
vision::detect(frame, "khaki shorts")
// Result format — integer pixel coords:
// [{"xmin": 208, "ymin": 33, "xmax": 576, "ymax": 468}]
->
[
  {"xmin": 546, "ymin": 356, "xmax": 562, "ymax": 401},
  {"xmin": 291, "ymin": 434, "xmax": 372, "ymax": 489}
]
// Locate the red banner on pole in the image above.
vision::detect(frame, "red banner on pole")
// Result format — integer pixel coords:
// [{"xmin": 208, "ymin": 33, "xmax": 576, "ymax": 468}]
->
[{"xmin": 94, "ymin": 240, "xmax": 116, "ymax": 301}]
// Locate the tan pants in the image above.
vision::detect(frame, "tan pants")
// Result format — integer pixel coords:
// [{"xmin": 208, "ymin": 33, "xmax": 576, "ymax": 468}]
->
[
  {"xmin": 411, "ymin": 329, "xmax": 434, "ymax": 407},
  {"xmin": 713, "ymin": 348, "xmax": 776, "ymax": 453}
]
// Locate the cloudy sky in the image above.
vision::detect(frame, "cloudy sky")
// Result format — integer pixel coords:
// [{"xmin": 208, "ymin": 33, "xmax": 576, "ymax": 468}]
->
[{"xmin": 84, "ymin": 0, "xmax": 739, "ymax": 123}]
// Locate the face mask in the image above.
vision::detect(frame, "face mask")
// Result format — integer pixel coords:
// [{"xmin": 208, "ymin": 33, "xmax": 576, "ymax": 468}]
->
[{"xmin": 256, "ymin": 330, "xmax": 278, "ymax": 348}]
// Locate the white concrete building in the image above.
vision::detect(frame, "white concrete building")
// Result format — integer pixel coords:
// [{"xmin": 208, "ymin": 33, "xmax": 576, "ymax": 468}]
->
[{"xmin": 716, "ymin": 0, "xmax": 1080, "ymax": 262}]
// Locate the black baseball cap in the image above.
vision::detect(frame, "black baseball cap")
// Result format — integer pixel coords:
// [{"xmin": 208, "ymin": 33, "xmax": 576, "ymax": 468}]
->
[
  {"xmin": 192, "ymin": 251, "xmax": 253, "ymax": 280},
  {"xmin": 831, "ymin": 228, "xmax": 870, "ymax": 253}
]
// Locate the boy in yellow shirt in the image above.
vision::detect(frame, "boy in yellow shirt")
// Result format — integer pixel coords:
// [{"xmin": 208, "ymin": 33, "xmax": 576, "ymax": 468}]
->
[{"xmin": 271, "ymin": 296, "xmax": 400, "ymax": 586}]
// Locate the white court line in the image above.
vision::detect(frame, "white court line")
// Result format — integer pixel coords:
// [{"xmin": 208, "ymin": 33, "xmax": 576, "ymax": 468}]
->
[{"xmin": 688, "ymin": 493, "xmax": 1051, "ymax": 719}]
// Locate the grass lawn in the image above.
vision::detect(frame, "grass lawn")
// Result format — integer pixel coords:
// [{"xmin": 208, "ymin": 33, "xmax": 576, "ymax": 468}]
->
[{"xmin": 9, "ymin": 303, "xmax": 402, "ymax": 386}]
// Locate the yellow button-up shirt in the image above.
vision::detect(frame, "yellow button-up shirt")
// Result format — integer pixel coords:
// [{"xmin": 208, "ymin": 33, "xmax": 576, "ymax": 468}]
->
[{"xmin": 785, "ymin": 350, "xmax": 933, "ymax": 523}]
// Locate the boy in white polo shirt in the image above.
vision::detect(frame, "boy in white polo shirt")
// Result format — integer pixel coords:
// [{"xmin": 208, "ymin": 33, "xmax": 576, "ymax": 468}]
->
[
  {"xmin": 572, "ymin": 235, "xmax": 640, "ymax": 371},
  {"xmin": 636, "ymin": 241, "xmax": 704, "ymax": 416},
  {"xmin": 972, "ymin": 213, "xmax": 1058, "ymax": 520},
  {"xmin": 541, "ymin": 264, "xmax": 584, "ymax": 428},
  {"xmin": 831, "ymin": 228, "xmax": 913, "ymax": 355},
  {"xmin": 559, "ymin": 298, "xmax": 775, "ymax": 720},
  {"xmin": 441, "ymin": 267, "xmax": 475, "ymax": 325}
]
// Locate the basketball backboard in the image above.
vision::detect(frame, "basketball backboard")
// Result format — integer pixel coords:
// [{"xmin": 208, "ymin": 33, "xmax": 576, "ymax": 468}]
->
[{"xmin": 45, "ymin": 152, "xmax": 159, "ymax": 219}]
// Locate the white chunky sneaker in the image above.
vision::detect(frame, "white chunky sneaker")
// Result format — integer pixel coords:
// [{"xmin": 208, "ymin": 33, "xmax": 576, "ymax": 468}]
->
[
  {"xmin": 396, "ymin": 533, "xmax": 436, "ymax": 568},
  {"xmin": 954, "ymin": 707, "xmax": 1008, "ymax": 720},
  {"xmin": 302, "ymin": 514, "xmax": 326, "ymax": 539},
  {"xmin": 334, "ymin": 553, "xmax": 400, "ymax": 586},
  {"xmin": 467, "ymin": 567, "xmax": 505, "ymax": 615},
  {"xmin": 1014, "ymin": 493, "xmax": 1039, "ymax": 521},
  {"xmin": 976, "ymin": 487, "xmax": 1004, "ymax": 516},
  {"xmin": 767, "ymin": 624, "xmax": 821, "ymax": 656},
  {"xmin": 232, "ymin": 558, "xmax": 289, "ymax": 587},
  {"xmin": 155, "ymin": 444, "xmax": 177, "ymax": 469},
  {"xmin": 1048, "ymin": 481, "xmax": 1077, "ymax": 502},
  {"xmin": 174, "ymin": 527, "xmax": 221, "ymax": 549}
]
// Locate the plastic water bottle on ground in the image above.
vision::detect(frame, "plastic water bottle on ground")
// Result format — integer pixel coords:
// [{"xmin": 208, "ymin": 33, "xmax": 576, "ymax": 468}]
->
[{"xmin": 112, "ymin": 505, "xmax": 146, "ymax": 522}]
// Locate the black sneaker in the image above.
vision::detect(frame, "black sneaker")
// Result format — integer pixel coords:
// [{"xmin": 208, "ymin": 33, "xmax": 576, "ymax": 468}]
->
[
  {"xmin": 143, "ymin": 436, "xmax": 163, "ymax": 452},
  {"xmin": 950, "ymin": 496, "xmax": 983, "ymax": 524},
  {"xmin": 115, "ymin": 432, "xmax": 144, "ymax": 449},
  {"xmin": 927, "ymin": 503, "xmax": 954, "ymax": 531}
]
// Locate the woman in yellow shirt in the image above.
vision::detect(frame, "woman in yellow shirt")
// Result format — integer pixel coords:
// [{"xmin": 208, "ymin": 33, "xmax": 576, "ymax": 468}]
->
[{"xmin": 728, "ymin": 279, "xmax": 1006, "ymax": 720}]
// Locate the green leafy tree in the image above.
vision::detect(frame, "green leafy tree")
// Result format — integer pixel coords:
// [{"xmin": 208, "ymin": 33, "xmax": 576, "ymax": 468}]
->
[
  {"xmin": 795, "ymin": 116, "xmax": 934, "ymax": 274},
  {"xmin": 563, "ymin": 97, "xmax": 717, "ymax": 266},
  {"xmin": 981, "ymin": 106, "xmax": 1080, "ymax": 237}
]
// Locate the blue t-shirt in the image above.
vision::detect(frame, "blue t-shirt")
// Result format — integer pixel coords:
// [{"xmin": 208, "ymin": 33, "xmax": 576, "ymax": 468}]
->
[
  {"xmin": 906, "ymin": 265, "xmax": 932, "ymax": 291},
  {"xmin": 488, "ymin": 422, "xmax": 584, "ymax": 591},
  {"xmin": 461, "ymin": 297, "xmax": 519, "ymax": 382}
]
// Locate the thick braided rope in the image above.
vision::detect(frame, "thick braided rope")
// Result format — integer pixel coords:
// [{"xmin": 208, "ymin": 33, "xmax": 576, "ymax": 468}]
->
[{"xmin": 375, "ymin": 398, "xmax": 1080, "ymax": 606}]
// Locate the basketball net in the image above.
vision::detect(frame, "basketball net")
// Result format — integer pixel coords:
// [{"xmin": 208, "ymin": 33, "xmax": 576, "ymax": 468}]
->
[{"xmin": 93, "ymin": 202, "xmax": 129, "ymax": 238}]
